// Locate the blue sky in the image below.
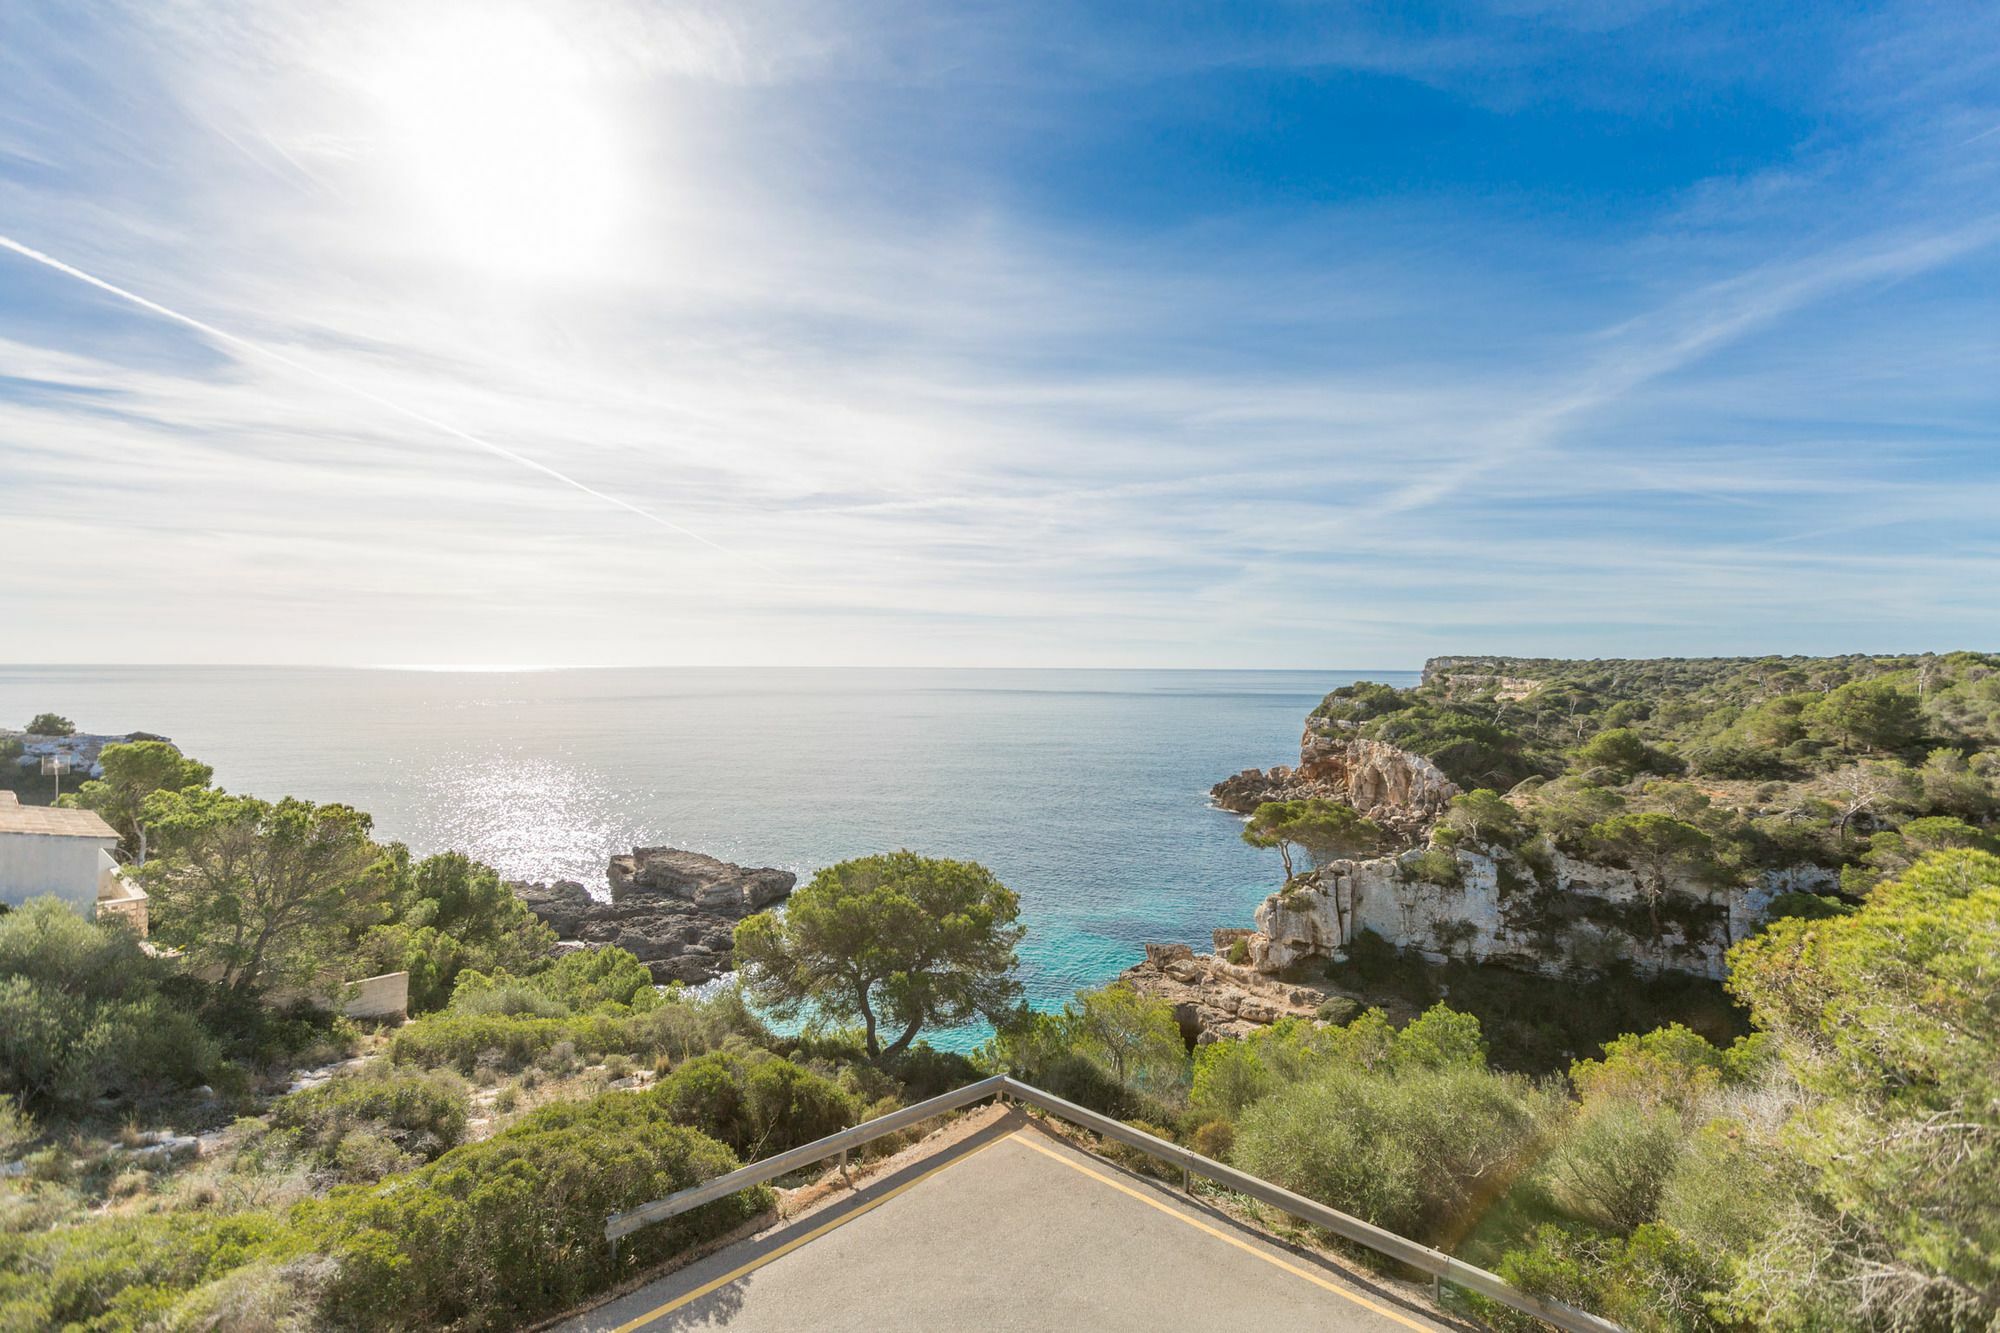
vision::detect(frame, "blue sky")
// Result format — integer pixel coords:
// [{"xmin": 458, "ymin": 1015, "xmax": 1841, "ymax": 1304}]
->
[{"xmin": 0, "ymin": 1, "xmax": 1995, "ymax": 667}]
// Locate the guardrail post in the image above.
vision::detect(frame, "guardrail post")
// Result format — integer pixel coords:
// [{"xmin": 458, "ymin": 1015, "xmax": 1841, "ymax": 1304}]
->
[{"xmin": 838, "ymin": 1146, "xmax": 849, "ymax": 1184}]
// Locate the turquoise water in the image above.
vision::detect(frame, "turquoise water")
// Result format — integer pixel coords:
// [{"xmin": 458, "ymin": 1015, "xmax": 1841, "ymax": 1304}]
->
[{"xmin": 0, "ymin": 666, "xmax": 1415, "ymax": 1044}]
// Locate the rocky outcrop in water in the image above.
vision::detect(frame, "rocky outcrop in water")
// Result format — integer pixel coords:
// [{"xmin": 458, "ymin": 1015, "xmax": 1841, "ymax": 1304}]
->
[
  {"xmin": 608, "ymin": 847, "xmax": 794, "ymax": 914},
  {"xmin": 513, "ymin": 847, "xmax": 796, "ymax": 986},
  {"xmin": 1211, "ymin": 733, "xmax": 1459, "ymax": 839}
]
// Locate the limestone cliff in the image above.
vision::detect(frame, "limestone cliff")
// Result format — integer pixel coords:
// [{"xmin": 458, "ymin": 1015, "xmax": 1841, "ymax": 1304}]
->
[
  {"xmin": 1245, "ymin": 844, "xmax": 1835, "ymax": 982},
  {"xmin": 1211, "ymin": 732, "xmax": 1459, "ymax": 839}
]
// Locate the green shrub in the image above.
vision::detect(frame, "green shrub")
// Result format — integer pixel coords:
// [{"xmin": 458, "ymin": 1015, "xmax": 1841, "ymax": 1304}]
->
[
  {"xmin": 1226, "ymin": 938, "xmax": 1251, "ymax": 965},
  {"xmin": 1234, "ymin": 1061, "xmax": 1555, "ymax": 1244},
  {"xmin": 0, "ymin": 900, "xmax": 221, "ymax": 1108},
  {"xmin": 0, "ymin": 1209, "xmax": 302, "ymax": 1332},
  {"xmin": 1495, "ymin": 1221, "xmax": 1729, "ymax": 1333},
  {"xmin": 653, "ymin": 1050, "xmax": 857, "ymax": 1158},
  {"xmin": 388, "ymin": 1010, "xmax": 577, "ymax": 1073},
  {"xmin": 0, "ymin": 1095, "xmax": 33, "ymax": 1159},
  {"xmin": 1190, "ymin": 1039, "xmax": 1275, "ymax": 1119},
  {"xmin": 447, "ymin": 981, "xmax": 570, "ymax": 1019},
  {"xmin": 269, "ymin": 1065, "xmax": 471, "ymax": 1173},
  {"xmin": 393, "ymin": 980, "xmax": 774, "ymax": 1075},
  {"xmin": 1543, "ymin": 1102, "xmax": 1685, "ymax": 1233},
  {"xmin": 884, "ymin": 1044, "xmax": 981, "ymax": 1101},
  {"xmin": 183, "ymin": 984, "xmax": 356, "ymax": 1071},
  {"xmin": 1404, "ymin": 847, "xmax": 1464, "ymax": 889},
  {"xmin": 296, "ymin": 1092, "xmax": 764, "ymax": 1329},
  {"xmin": 1189, "ymin": 1118, "xmax": 1234, "ymax": 1160},
  {"xmin": 1314, "ymin": 995, "xmax": 1359, "ymax": 1025},
  {"xmin": 447, "ymin": 945, "xmax": 659, "ymax": 1017},
  {"xmin": 625, "ymin": 984, "xmax": 774, "ymax": 1064}
]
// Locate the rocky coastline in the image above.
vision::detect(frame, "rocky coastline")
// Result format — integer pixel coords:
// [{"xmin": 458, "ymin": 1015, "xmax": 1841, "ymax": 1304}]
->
[
  {"xmin": 1135, "ymin": 685, "xmax": 1803, "ymax": 1042},
  {"xmin": 1210, "ymin": 731, "xmax": 1458, "ymax": 840},
  {"xmin": 512, "ymin": 846, "xmax": 795, "ymax": 985},
  {"xmin": 1118, "ymin": 938, "xmax": 1328, "ymax": 1043}
]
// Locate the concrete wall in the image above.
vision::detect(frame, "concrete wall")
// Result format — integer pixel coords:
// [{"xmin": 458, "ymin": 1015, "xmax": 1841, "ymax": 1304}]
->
[
  {"xmin": 95, "ymin": 853, "xmax": 150, "ymax": 935},
  {"xmin": 339, "ymin": 971, "xmax": 410, "ymax": 1021},
  {"xmin": 0, "ymin": 832, "xmax": 116, "ymax": 913}
]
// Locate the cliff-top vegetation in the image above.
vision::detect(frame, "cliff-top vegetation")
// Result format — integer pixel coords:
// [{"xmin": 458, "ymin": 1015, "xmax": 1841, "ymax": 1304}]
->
[{"xmin": 1310, "ymin": 653, "xmax": 2000, "ymax": 905}]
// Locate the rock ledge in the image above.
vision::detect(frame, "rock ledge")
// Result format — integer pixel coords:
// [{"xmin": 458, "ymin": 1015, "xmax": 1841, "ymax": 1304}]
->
[{"xmin": 1120, "ymin": 938, "xmax": 1325, "ymax": 1043}]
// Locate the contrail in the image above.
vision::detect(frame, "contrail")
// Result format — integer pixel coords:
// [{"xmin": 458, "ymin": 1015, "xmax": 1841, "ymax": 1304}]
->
[{"xmin": 0, "ymin": 233, "xmax": 740, "ymax": 558}]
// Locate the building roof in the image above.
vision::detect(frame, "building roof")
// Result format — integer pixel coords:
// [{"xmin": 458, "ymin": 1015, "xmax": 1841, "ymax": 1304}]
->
[{"xmin": 0, "ymin": 792, "xmax": 119, "ymax": 840}]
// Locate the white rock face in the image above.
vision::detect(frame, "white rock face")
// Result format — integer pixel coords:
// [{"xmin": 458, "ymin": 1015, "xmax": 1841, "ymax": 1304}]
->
[
  {"xmin": 1248, "ymin": 845, "xmax": 1834, "ymax": 981},
  {"xmin": 1211, "ymin": 735, "xmax": 1460, "ymax": 839}
]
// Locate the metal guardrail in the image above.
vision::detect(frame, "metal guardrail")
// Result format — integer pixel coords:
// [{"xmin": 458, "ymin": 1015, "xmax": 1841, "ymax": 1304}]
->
[{"xmin": 604, "ymin": 1073, "xmax": 1623, "ymax": 1333}]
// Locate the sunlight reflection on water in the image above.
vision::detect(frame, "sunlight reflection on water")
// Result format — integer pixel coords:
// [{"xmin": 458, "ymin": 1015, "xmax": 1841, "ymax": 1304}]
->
[
  {"xmin": 0, "ymin": 666, "xmax": 1420, "ymax": 1044},
  {"xmin": 411, "ymin": 756, "xmax": 628, "ymax": 895}
]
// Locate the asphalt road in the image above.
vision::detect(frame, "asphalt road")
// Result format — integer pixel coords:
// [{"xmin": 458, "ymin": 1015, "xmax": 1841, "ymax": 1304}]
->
[{"xmin": 563, "ymin": 1114, "xmax": 1449, "ymax": 1333}]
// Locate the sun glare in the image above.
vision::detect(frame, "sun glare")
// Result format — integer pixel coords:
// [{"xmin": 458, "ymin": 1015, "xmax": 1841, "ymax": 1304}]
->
[{"xmin": 358, "ymin": 3, "xmax": 632, "ymax": 280}]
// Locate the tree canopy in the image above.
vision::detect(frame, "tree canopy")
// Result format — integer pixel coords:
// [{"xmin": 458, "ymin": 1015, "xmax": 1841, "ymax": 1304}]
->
[
  {"xmin": 23, "ymin": 713, "xmax": 73, "ymax": 737},
  {"xmin": 733, "ymin": 851, "xmax": 1024, "ymax": 1058},
  {"xmin": 1722, "ymin": 850, "xmax": 2000, "ymax": 1327},
  {"xmin": 1243, "ymin": 798, "xmax": 1383, "ymax": 882},
  {"xmin": 141, "ymin": 789, "xmax": 386, "ymax": 994},
  {"xmin": 63, "ymin": 739, "xmax": 214, "ymax": 862}
]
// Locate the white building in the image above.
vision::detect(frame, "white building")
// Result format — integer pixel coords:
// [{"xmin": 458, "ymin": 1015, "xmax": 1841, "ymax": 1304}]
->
[{"xmin": 0, "ymin": 791, "xmax": 149, "ymax": 932}]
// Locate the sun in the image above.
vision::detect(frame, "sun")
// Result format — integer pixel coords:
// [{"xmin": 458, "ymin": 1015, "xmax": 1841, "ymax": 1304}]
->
[{"xmin": 355, "ymin": 2, "xmax": 633, "ymax": 281}]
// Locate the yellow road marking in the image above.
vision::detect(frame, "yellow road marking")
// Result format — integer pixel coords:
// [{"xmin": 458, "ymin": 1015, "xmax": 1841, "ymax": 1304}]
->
[
  {"xmin": 1009, "ymin": 1131, "xmax": 1436, "ymax": 1333},
  {"xmin": 611, "ymin": 1130, "xmax": 1011, "ymax": 1332}
]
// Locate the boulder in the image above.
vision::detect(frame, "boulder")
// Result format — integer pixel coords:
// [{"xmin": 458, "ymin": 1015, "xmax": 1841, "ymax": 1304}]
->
[
  {"xmin": 609, "ymin": 847, "xmax": 795, "ymax": 913},
  {"xmin": 512, "ymin": 880, "xmax": 596, "ymax": 937}
]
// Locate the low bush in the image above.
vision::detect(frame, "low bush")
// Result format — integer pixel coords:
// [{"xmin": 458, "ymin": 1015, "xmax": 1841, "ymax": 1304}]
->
[
  {"xmin": 388, "ymin": 1010, "xmax": 584, "ymax": 1073},
  {"xmin": 0, "ymin": 1209, "xmax": 299, "ymax": 1332},
  {"xmin": 452, "ymin": 945, "xmax": 660, "ymax": 1015},
  {"xmin": 0, "ymin": 1095, "xmax": 33, "ymax": 1159},
  {"xmin": 653, "ymin": 1050, "xmax": 857, "ymax": 1158},
  {"xmin": 268, "ymin": 1065, "xmax": 471, "ymax": 1174},
  {"xmin": 0, "ymin": 900, "xmax": 222, "ymax": 1108},
  {"xmin": 1234, "ymin": 1060, "xmax": 1556, "ymax": 1244},
  {"xmin": 297, "ymin": 1092, "xmax": 765, "ymax": 1329},
  {"xmin": 1542, "ymin": 1102, "xmax": 1685, "ymax": 1233},
  {"xmin": 1189, "ymin": 1118, "xmax": 1234, "ymax": 1160},
  {"xmin": 885, "ymin": 1044, "xmax": 982, "ymax": 1101},
  {"xmin": 1314, "ymin": 995, "xmax": 1359, "ymax": 1025},
  {"xmin": 390, "ymin": 980, "xmax": 775, "ymax": 1076}
]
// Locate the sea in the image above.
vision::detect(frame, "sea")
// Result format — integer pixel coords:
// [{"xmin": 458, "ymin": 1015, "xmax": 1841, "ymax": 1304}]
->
[{"xmin": 0, "ymin": 666, "xmax": 1417, "ymax": 1047}]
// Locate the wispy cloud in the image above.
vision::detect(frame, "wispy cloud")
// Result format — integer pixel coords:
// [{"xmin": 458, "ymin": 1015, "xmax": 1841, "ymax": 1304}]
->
[{"xmin": 1, "ymin": 0, "xmax": 1995, "ymax": 665}]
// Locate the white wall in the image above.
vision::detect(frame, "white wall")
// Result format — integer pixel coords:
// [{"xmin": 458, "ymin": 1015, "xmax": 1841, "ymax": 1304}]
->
[{"xmin": 0, "ymin": 832, "xmax": 115, "ymax": 913}]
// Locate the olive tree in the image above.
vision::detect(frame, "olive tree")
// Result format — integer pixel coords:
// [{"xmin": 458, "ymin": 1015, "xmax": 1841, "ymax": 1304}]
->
[{"xmin": 733, "ymin": 851, "xmax": 1023, "ymax": 1059}]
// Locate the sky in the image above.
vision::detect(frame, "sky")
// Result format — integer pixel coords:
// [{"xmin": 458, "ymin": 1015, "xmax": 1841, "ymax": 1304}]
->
[{"xmin": 0, "ymin": 1, "xmax": 1996, "ymax": 668}]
